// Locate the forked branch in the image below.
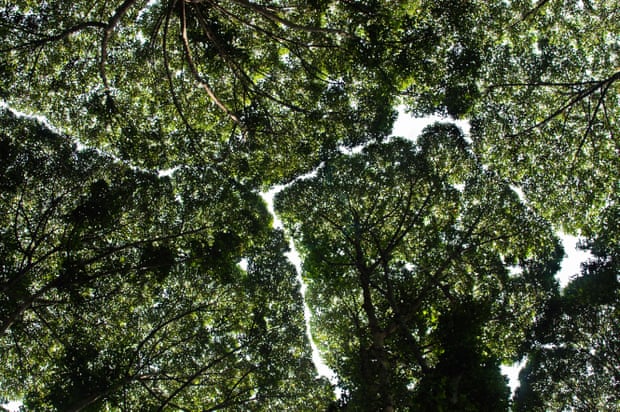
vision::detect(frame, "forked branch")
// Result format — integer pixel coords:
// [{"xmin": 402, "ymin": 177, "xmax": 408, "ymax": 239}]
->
[
  {"xmin": 178, "ymin": 1, "xmax": 242, "ymax": 126},
  {"xmin": 229, "ymin": 0, "xmax": 355, "ymax": 38},
  {"xmin": 507, "ymin": 71, "xmax": 620, "ymax": 139}
]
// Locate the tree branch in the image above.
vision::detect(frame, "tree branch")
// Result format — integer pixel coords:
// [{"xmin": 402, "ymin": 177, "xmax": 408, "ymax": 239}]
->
[
  {"xmin": 570, "ymin": 74, "xmax": 617, "ymax": 165},
  {"xmin": 508, "ymin": 71, "xmax": 620, "ymax": 139},
  {"xmin": 178, "ymin": 1, "xmax": 242, "ymax": 126},
  {"xmin": 0, "ymin": 21, "xmax": 106, "ymax": 52},
  {"xmin": 155, "ymin": 341, "xmax": 250, "ymax": 411},
  {"xmin": 229, "ymin": 0, "xmax": 355, "ymax": 38},
  {"xmin": 510, "ymin": 0, "xmax": 552, "ymax": 28},
  {"xmin": 160, "ymin": 0, "xmax": 197, "ymax": 132},
  {"xmin": 100, "ymin": 0, "xmax": 142, "ymax": 90}
]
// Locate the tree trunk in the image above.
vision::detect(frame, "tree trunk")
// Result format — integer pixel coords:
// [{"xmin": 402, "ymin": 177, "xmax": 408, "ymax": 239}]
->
[{"xmin": 358, "ymin": 264, "xmax": 394, "ymax": 412}]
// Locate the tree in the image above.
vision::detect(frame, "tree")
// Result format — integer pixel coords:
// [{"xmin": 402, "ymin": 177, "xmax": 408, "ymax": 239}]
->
[
  {"xmin": 0, "ymin": 108, "xmax": 332, "ymax": 410},
  {"xmin": 410, "ymin": 298, "xmax": 510, "ymax": 411},
  {"xmin": 2, "ymin": 1, "xmax": 618, "ymax": 410},
  {"xmin": 0, "ymin": 107, "xmax": 184, "ymax": 337},
  {"xmin": 469, "ymin": 0, "xmax": 619, "ymax": 233},
  {"xmin": 275, "ymin": 124, "xmax": 560, "ymax": 411},
  {"xmin": 460, "ymin": 4, "xmax": 620, "ymax": 405},
  {"xmin": 0, "ymin": 0, "xmax": 442, "ymax": 185},
  {"xmin": 400, "ymin": 0, "xmax": 505, "ymax": 118},
  {"xmin": 515, "ymin": 204, "xmax": 620, "ymax": 411}
]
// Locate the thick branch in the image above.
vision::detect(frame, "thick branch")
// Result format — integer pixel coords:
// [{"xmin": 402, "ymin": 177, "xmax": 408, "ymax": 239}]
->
[
  {"xmin": 161, "ymin": 0, "xmax": 197, "ymax": 131},
  {"xmin": 178, "ymin": 1, "xmax": 242, "ymax": 126},
  {"xmin": 100, "ymin": 0, "xmax": 142, "ymax": 90},
  {"xmin": 357, "ymin": 263, "xmax": 394, "ymax": 412}
]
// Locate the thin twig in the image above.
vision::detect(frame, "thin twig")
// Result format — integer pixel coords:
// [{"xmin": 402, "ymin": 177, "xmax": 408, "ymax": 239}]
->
[
  {"xmin": 230, "ymin": 0, "xmax": 356, "ymax": 38},
  {"xmin": 569, "ymin": 76, "xmax": 616, "ymax": 170},
  {"xmin": 0, "ymin": 21, "xmax": 106, "ymax": 52},
  {"xmin": 508, "ymin": 73, "xmax": 620, "ymax": 138},
  {"xmin": 161, "ymin": 0, "xmax": 196, "ymax": 131}
]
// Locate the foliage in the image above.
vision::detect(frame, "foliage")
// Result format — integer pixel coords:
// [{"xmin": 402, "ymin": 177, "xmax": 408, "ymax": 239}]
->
[
  {"xmin": 275, "ymin": 126, "xmax": 560, "ymax": 410},
  {"xmin": 515, "ymin": 205, "xmax": 620, "ymax": 411},
  {"xmin": 470, "ymin": 0, "xmax": 620, "ymax": 233},
  {"xmin": 0, "ymin": 108, "xmax": 331, "ymax": 410},
  {"xmin": 0, "ymin": 0, "xmax": 618, "ymax": 410},
  {"xmin": 0, "ymin": 0, "xmax": 438, "ymax": 185}
]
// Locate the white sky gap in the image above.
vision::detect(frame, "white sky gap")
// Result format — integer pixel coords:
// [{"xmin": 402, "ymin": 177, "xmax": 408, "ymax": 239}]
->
[{"xmin": 261, "ymin": 174, "xmax": 339, "ymax": 387}]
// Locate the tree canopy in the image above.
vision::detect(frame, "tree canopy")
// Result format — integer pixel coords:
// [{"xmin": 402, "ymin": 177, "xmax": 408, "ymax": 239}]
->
[
  {"xmin": 1, "ymin": 0, "xmax": 618, "ymax": 411},
  {"xmin": 275, "ymin": 127, "xmax": 561, "ymax": 410},
  {"xmin": 514, "ymin": 206, "xmax": 620, "ymax": 412},
  {"xmin": 0, "ymin": 107, "xmax": 331, "ymax": 410}
]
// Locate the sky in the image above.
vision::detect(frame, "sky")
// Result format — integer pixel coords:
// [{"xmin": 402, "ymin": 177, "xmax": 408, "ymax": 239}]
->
[{"xmin": 262, "ymin": 185, "xmax": 340, "ymax": 387}]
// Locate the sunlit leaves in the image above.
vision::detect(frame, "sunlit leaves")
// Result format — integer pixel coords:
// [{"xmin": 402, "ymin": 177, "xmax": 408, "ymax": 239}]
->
[
  {"xmin": 276, "ymin": 126, "xmax": 559, "ymax": 409},
  {"xmin": 0, "ymin": 109, "xmax": 331, "ymax": 410},
  {"xmin": 471, "ymin": 0, "xmax": 620, "ymax": 233}
]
